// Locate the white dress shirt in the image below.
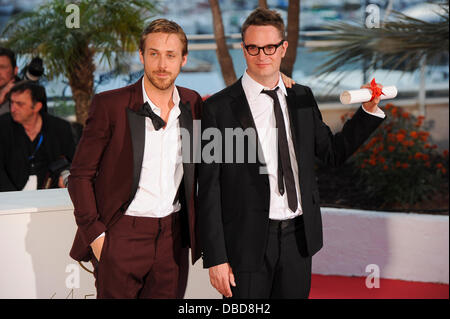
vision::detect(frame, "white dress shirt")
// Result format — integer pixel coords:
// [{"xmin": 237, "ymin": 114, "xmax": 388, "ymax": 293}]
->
[
  {"xmin": 125, "ymin": 79, "xmax": 184, "ymax": 218},
  {"xmin": 241, "ymin": 71, "xmax": 385, "ymax": 221},
  {"xmin": 242, "ymin": 71, "xmax": 303, "ymax": 220},
  {"xmin": 94, "ymin": 81, "xmax": 183, "ymax": 241}
]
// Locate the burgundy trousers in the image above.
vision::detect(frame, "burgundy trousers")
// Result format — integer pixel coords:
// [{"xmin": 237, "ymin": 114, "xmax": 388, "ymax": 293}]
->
[{"xmin": 92, "ymin": 213, "xmax": 185, "ymax": 299}]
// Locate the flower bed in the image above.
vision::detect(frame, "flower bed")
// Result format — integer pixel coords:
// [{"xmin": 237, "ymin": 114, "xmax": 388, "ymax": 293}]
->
[{"xmin": 317, "ymin": 104, "xmax": 449, "ymax": 214}]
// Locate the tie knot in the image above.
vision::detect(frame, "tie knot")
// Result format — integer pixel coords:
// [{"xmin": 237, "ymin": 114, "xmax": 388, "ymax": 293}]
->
[{"xmin": 261, "ymin": 87, "xmax": 279, "ymax": 100}]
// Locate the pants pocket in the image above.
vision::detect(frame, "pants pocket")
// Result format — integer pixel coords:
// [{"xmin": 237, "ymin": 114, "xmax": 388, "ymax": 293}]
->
[{"xmin": 93, "ymin": 234, "xmax": 108, "ymax": 269}]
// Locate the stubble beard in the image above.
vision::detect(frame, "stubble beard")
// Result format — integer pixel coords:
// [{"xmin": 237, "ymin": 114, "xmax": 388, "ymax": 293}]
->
[{"xmin": 147, "ymin": 70, "xmax": 177, "ymax": 91}]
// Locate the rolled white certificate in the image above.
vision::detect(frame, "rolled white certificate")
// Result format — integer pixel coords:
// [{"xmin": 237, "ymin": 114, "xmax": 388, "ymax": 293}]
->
[{"xmin": 340, "ymin": 86, "xmax": 397, "ymax": 104}]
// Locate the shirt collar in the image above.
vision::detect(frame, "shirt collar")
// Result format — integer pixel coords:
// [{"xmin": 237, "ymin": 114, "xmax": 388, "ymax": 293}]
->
[
  {"xmin": 141, "ymin": 77, "xmax": 180, "ymax": 114},
  {"xmin": 241, "ymin": 70, "xmax": 287, "ymax": 103}
]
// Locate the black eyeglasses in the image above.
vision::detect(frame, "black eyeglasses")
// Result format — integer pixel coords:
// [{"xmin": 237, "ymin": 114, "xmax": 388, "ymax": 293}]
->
[{"xmin": 243, "ymin": 40, "xmax": 285, "ymax": 56}]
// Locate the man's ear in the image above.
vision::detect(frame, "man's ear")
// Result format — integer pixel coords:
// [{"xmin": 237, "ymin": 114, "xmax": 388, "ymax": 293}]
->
[
  {"xmin": 181, "ymin": 54, "xmax": 188, "ymax": 67},
  {"xmin": 33, "ymin": 101, "xmax": 42, "ymax": 113},
  {"xmin": 241, "ymin": 42, "xmax": 247, "ymax": 57},
  {"xmin": 281, "ymin": 40, "xmax": 288, "ymax": 58},
  {"xmin": 139, "ymin": 50, "xmax": 144, "ymax": 65},
  {"xmin": 13, "ymin": 66, "xmax": 18, "ymax": 77}
]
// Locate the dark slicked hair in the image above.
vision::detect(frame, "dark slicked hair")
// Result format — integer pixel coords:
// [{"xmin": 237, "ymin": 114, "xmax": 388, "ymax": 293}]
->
[
  {"xmin": 140, "ymin": 18, "xmax": 188, "ymax": 56},
  {"xmin": 0, "ymin": 47, "xmax": 16, "ymax": 69},
  {"xmin": 241, "ymin": 8, "xmax": 285, "ymax": 42},
  {"xmin": 9, "ymin": 81, "xmax": 47, "ymax": 113}
]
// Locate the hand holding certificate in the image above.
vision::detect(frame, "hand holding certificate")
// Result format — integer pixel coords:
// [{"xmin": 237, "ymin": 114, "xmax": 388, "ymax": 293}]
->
[{"xmin": 340, "ymin": 78, "xmax": 397, "ymax": 105}]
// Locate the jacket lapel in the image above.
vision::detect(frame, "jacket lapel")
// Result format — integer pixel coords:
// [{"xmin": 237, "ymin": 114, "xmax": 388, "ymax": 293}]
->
[
  {"xmin": 126, "ymin": 78, "xmax": 145, "ymax": 201},
  {"xmin": 126, "ymin": 110, "xmax": 145, "ymax": 202},
  {"xmin": 229, "ymin": 79, "xmax": 268, "ymax": 182},
  {"xmin": 178, "ymin": 97, "xmax": 195, "ymax": 205},
  {"xmin": 285, "ymin": 89, "xmax": 300, "ymax": 155},
  {"xmin": 229, "ymin": 79, "xmax": 258, "ymax": 134}
]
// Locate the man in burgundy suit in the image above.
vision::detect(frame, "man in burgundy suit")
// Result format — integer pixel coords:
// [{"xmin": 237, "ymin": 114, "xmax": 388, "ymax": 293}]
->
[{"xmin": 68, "ymin": 19, "xmax": 202, "ymax": 298}]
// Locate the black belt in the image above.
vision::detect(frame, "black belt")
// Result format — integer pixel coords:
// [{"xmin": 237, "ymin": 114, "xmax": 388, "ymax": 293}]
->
[{"xmin": 269, "ymin": 215, "xmax": 303, "ymax": 231}]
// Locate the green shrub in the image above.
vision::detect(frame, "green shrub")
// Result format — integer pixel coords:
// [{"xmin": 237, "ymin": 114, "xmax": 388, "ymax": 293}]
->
[{"xmin": 346, "ymin": 103, "xmax": 448, "ymax": 207}]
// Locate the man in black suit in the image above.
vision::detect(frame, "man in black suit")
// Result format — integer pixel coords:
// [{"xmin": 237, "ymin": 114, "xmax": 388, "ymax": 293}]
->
[
  {"xmin": 0, "ymin": 81, "xmax": 75, "ymax": 191},
  {"xmin": 198, "ymin": 8, "xmax": 386, "ymax": 298}
]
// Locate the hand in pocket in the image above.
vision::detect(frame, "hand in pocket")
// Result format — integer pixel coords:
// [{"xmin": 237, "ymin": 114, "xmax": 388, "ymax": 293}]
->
[{"xmin": 91, "ymin": 235, "xmax": 105, "ymax": 262}]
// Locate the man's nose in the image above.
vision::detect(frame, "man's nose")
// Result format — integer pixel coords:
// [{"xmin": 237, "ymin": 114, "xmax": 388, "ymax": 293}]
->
[
  {"xmin": 158, "ymin": 56, "xmax": 167, "ymax": 69},
  {"xmin": 257, "ymin": 50, "xmax": 268, "ymax": 59}
]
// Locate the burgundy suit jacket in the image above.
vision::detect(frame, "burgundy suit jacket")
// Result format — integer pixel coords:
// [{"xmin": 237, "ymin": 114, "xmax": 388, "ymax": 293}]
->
[{"xmin": 68, "ymin": 78, "xmax": 202, "ymax": 263}]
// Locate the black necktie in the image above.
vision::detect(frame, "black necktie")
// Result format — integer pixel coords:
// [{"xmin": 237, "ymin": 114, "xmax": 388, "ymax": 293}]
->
[
  {"xmin": 262, "ymin": 88, "xmax": 298, "ymax": 212},
  {"xmin": 136, "ymin": 102, "xmax": 166, "ymax": 130}
]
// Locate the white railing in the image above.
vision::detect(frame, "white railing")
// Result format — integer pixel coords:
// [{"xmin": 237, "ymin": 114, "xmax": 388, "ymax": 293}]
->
[{"xmin": 186, "ymin": 31, "xmax": 341, "ymax": 50}]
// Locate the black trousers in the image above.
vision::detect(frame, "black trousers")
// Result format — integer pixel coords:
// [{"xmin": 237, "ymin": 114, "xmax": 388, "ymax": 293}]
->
[{"xmin": 230, "ymin": 216, "xmax": 312, "ymax": 299}]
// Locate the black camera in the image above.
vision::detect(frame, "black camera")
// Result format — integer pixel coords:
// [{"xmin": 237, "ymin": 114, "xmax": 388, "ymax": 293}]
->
[
  {"xmin": 21, "ymin": 57, "xmax": 44, "ymax": 82},
  {"xmin": 43, "ymin": 157, "xmax": 71, "ymax": 189}
]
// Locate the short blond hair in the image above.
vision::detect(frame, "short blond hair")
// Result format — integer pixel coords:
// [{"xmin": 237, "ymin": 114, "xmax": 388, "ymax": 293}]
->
[{"xmin": 140, "ymin": 19, "xmax": 188, "ymax": 56}]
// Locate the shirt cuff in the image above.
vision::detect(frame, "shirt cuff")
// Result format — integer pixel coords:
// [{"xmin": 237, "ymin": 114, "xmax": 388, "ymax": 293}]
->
[{"xmin": 362, "ymin": 105, "xmax": 386, "ymax": 119}]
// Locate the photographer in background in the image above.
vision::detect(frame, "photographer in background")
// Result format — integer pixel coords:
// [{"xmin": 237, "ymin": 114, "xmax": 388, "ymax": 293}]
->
[
  {"xmin": 0, "ymin": 81, "xmax": 75, "ymax": 191},
  {"xmin": 0, "ymin": 47, "xmax": 19, "ymax": 115},
  {"xmin": 0, "ymin": 47, "xmax": 44, "ymax": 116}
]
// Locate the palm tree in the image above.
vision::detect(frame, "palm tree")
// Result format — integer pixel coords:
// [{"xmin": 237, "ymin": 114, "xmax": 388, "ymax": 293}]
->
[
  {"xmin": 2, "ymin": 0, "xmax": 158, "ymax": 125},
  {"xmin": 258, "ymin": 0, "xmax": 268, "ymax": 9},
  {"xmin": 280, "ymin": 0, "xmax": 300, "ymax": 77},
  {"xmin": 209, "ymin": 0, "xmax": 237, "ymax": 86},
  {"xmin": 210, "ymin": 0, "xmax": 301, "ymax": 84},
  {"xmin": 310, "ymin": 2, "xmax": 449, "ymax": 86}
]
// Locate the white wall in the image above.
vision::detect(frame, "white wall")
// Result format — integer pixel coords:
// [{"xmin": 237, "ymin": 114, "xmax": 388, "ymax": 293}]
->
[
  {"xmin": 0, "ymin": 189, "xmax": 95, "ymax": 299},
  {"xmin": 0, "ymin": 189, "xmax": 447, "ymax": 299},
  {"xmin": 313, "ymin": 208, "xmax": 449, "ymax": 284}
]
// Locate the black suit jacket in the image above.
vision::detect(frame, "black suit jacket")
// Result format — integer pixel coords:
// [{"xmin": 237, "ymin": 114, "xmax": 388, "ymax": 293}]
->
[
  {"xmin": 198, "ymin": 78, "xmax": 385, "ymax": 272},
  {"xmin": 0, "ymin": 112, "xmax": 75, "ymax": 191}
]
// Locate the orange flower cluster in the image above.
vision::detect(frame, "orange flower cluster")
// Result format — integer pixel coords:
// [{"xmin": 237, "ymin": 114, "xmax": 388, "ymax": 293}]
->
[
  {"xmin": 414, "ymin": 152, "xmax": 430, "ymax": 161},
  {"xmin": 415, "ymin": 115, "xmax": 425, "ymax": 127},
  {"xmin": 425, "ymin": 143, "xmax": 438, "ymax": 149},
  {"xmin": 384, "ymin": 103, "xmax": 394, "ymax": 110},
  {"xmin": 395, "ymin": 161, "xmax": 409, "ymax": 169},
  {"xmin": 396, "ymin": 132, "xmax": 405, "ymax": 142},
  {"xmin": 436, "ymin": 163, "xmax": 447, "ymax": 175},
  {"xmin": 391, "ymin": 107, "xmax": 399, "ymax": 117},
  {"xmin": 418, "ymin": 131, "xmax": 430, "ymax": 142},
  {"xmin": 352, "ymin": 103, "xmax": 448, "ymax": 206},
  {"xmin": 355, "ymin": 104, "xmax": 448, "ymax": 175}
]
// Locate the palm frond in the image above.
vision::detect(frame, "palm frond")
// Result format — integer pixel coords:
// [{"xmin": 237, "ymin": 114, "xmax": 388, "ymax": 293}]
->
[
  {"xmin": 1, "ymin": 0, "xmax": 159, "ymax": 80},
  {"xmin": 310, "ymin": 2, "xmax": 449, "ymax": 87}
]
